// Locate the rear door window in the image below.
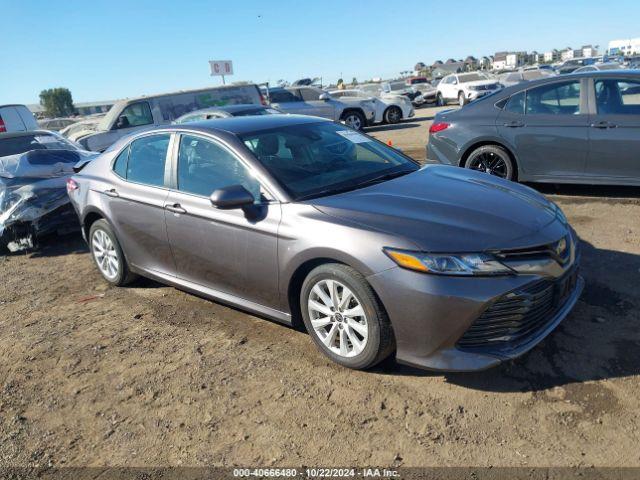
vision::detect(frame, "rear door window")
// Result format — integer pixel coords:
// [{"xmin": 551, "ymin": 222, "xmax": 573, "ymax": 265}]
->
[
  {"xmin": 526, "ymin": 81, "xmax": 581, "ymax": 115},
  {"xmin": 299, "ymin": 89, "xmax": 321, "ymax": 101},
  {"xmin": 269, "ymin": 90, "xmax": 301, "ymax": 103},
  {"xmin": 112, "ymin": 146, "xmax": 129, "ymax": 178},
  {"xmin": 595, "ymin": 79, "xmax": 640, "ymax": 114},
  {"xmin": 125, "ymin": 134, "xmax": 170, "ymax": 187},
  {"xmin": 505, "ymin": 91, "xmax": 526, "ymax": 114}
]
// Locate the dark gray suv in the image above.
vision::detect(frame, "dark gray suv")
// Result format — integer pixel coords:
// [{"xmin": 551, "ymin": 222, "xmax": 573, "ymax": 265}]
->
[
  {"xmin": 68, "ymin": 115, "xmax": 583, "ymax": 372},
  {"xmin": 427, "ymin": 70, "xmax": 640, "ymax": 186}
]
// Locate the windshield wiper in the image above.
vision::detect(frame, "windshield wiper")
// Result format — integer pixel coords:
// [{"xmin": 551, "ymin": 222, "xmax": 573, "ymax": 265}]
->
[{"xmin": 296, "ymin": 169, "xmax": 413, "ymax": 201}]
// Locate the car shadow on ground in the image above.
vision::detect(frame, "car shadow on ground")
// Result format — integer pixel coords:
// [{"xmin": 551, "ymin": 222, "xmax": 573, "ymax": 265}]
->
[
  {"xmin": 374, "ymin": 240, "xmax": 640, "ymax": 392},
  {"xmin": 365, "ymin": 121, "xmax": 427, "ymax": 133},
  {"xmin": 527, "ymin": 183, "xmax": 640, "ymax": 199}
]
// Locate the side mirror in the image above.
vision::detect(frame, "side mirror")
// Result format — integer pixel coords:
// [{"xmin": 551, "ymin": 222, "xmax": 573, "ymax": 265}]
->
[
  {"xmin": 318, "ymin": 93, "xmax": 331, "ymax": 101},
  {"xmin": 210, "ymin": 185, "xmax": 255, "ymax": 209},
  {"xmin": 114, "ymin": 115, "xmax": 130, "ymax": 129}
]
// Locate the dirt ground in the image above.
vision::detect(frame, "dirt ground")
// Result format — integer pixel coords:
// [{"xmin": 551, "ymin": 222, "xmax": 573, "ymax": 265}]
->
[{"xmin": 1, "ymin": 107, "xmax": 639, "ymax": 468}]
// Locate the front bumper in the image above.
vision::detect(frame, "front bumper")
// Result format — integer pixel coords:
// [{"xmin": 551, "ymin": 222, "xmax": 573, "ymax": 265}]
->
[
  {"xmin": 467, "ymin": 89, "xmax": 498, "ymax": 100},
  {"xmin": 367, "ymin": 259, "xmax": 583, "ymax": 372}
]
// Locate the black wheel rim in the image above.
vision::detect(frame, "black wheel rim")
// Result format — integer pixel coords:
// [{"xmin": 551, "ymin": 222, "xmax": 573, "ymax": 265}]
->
[
  {"xmin": 389, "ymin": 108, "xmax": 400, "ymax": 122},
  {"xmin": 469, "ymin": 152, "xmax": 508, "ymax": 178}
]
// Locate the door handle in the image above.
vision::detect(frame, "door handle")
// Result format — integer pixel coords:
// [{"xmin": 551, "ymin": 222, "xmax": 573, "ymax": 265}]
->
[
  {"xmin": 590, "ymin": 121, "xmax": 617, "ymax": 129},
  {"xmin": 503, "ymin": 121, "xmax": 524, "ymax": 128},
  {"xmin": 164, "ymin": 203, "xmax": 186, "ymax": 214},
  {"xmin": 103, "ymin": 188, "xmax": 119, "ymax": 198}
]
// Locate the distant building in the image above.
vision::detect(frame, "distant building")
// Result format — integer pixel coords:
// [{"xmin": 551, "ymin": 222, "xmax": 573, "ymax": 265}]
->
[
  {"xmin": 479, "ymin": 56, "xmax": 492, "ymax": 70},
  {"xmin": 463, "ymin": 56, "xmax": 478, "ymax": 71},
  {"xmin": 581, "ymin": 45, "xmax": 598, "ymax": 57},
  {"xmin": 493, "ymin": 51, "xmax": 508, "ymax": 70},
  {"xmin": 561, "ymin": 48, "xmax": 580, "ymax": 61},
  {"xmin": 506, "ymin": 51, "xmax": 527, "ymax": 68},
  {"xmin": 608, "ymin": 38, "xmax": 640, "ymax": 56},
  {"xmin": 543, "ymin": 49, "xmax": 560, "ymax": 63}
]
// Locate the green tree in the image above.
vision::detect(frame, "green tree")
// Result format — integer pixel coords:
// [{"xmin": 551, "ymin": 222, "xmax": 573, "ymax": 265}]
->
[
  {"xmin": 39, "ymin": 87, "xmax": 74, "ymax": 117},
  {"xmin": 351, "ymin": 77, "xmax": 358, "ymax": 85}
]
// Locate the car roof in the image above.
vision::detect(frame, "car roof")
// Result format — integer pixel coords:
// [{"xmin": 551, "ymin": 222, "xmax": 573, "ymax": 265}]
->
[
  {"xmin": 159, "ymin": 114, "xmax": 332, "ymax": 136},
  {"xmin": 182, "ymin": 104, "xmax": 267, "ymax": 116},
  {"xmin": 495, "ymin": 69, "xmax": 640, "ymax": 96}
]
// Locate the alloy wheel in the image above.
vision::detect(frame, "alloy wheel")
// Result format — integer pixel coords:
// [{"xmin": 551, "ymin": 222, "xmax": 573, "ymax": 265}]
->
[
  {"xmin": 343, "ymin": 114, "xmax": 362, "ymax": 130},
  {"xmin": 91, "ymin": 229, "xmax": 119, "ymax": 280},
  {"xmin": 387, "ymin": 107, "xmax": 401, "ymax": 123},
  {"xmin": 468, "ymin": 151, "xmax": 508, "ymax": 178},
  {"xmin": 307, "ymin": 279, "xmax": 368, "ymax": 358}
]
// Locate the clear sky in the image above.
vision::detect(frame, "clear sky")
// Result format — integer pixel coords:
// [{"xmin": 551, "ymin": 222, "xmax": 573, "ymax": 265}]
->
[{"xmin": 2, "ymin": 0, "xmax": 639, "ymax": 105}]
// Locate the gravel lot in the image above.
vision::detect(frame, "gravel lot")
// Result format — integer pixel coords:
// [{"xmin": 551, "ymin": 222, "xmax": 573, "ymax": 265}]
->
[{"xmin": 1, "ymin": 106, "xmax": 639, "ymax": 468}]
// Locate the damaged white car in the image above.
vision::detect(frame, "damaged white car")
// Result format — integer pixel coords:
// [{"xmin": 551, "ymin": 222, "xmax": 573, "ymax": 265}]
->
[{"xmin": 0, "ymin": 131, "xmax": 97, "ymax": 252}]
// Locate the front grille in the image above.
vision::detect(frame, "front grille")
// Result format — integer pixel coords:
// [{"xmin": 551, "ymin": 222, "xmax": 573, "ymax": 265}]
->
[
  {"xmin": 494, "ymin": 235, "xmax": 571, "ymax": 265},
  {"xmin": 457, "ymin": 268, "xmax": 578, "ymax": 352}
]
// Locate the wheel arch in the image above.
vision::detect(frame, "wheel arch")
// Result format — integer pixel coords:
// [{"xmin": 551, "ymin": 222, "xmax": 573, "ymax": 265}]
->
[
  {"xmin": 82, "ymin": 207, "xmax": 109, "ymax": 240},
  {"xmin": 459, "ymin": 140, "xmax": 520, "ymax": 180},
  {"xmin": 285, "ymin": 251, "xmax": 386, "ymax": 332},
  {"xmin": 339, "ymin": 107, "xmax": 365, "ymax": 120},
  {"xmin": 382, "ymin": 105, "xmax": 402, "ymax": 122}
]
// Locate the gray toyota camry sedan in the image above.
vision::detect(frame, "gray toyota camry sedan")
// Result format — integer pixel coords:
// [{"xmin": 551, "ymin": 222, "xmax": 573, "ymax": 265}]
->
[
  {"xmin": 68, "ymin": 115, "xmax": 583, "ymax": 372},
  {"xmin": 427, "ymin": 70, "xmax": 640, "ymax": 186}
]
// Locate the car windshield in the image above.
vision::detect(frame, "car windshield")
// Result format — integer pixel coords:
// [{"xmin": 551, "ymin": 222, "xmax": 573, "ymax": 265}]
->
[
  {"xmin": 240, "ymin": 122, "xmax": 418, "ymax": 201},
  {"xmin": 0, "ymin": 133, "xmax": 78, "ymax": 157},
  {"xmin": 458, "ymin": 73, "xmax": 487, "ymax": 83}
]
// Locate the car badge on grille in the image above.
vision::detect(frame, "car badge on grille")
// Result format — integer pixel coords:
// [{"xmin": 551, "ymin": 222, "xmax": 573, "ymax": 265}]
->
[{"xmin": 555, "ymin": 237, "xmax": 567, "ymax": 257}]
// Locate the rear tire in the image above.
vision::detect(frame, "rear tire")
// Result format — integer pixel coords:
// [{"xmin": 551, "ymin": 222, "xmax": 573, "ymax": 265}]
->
[
  {"xmin": 384, "ymin": 106, "xmax": 403, "ymax": 124},
  {"xmin": 341, "ymin": 110, "xmax": 366, "ymax": 131},
  {"xmin": 300, "ymin": 263, "xmax": 395, "ymax": 370},
  {"xmin": 436, "ymin": 92, "xmax": 445, "ymax": 106},
  {"xmin": 464, "ymin": 145, "xmax": 515, "ymax": 181},
  {"xmin": 89, "ymin": 219, "xmax": 138, "ymax": 286}
]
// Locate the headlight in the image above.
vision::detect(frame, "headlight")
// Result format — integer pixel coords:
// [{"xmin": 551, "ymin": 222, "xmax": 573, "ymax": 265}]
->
[{"xmin": 383, "ymin": 248, "xmax": 514, "ymax": 276}]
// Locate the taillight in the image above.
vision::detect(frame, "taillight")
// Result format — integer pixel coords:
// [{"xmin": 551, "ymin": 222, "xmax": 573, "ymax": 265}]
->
[
  {"xmin": 259, "ymin": 92, "xmax": 268, "ymax": 106},
  {"xmin": 66, "ymin": 178, "xmax": 79, "ymax": 193},
  {"xmin": 429, "ymin": 122, "xmax": 450, "ymax": 134},
  {"xmin": 0, "ymin": 115, "xmax": 6, "ymax": 133}
]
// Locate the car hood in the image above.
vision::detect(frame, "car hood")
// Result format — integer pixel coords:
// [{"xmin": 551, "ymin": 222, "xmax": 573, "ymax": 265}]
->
[
  {"xmin": 462, "ymin": 79, "xmax": 499, "ymax": 88},
  {"xmin": 309, "ymin": 166, "xmax": 566, "ymax": 252}
]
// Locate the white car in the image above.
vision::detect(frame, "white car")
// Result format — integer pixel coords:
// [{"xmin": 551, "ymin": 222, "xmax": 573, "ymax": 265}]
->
[
  {"xmin": 0, "ymin": 105, "xmax": 38, "ymax": 133},
  {"xmin": 436, "ymin": 73, "xmax": 502, "ymax": 107},
  {"xmin": 328, "ymin": 88, "xmax": 414, "ymax": 124}
]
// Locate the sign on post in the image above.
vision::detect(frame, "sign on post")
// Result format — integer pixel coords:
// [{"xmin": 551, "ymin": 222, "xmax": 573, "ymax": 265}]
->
[{"xmin": 209, "ymin": 60, "xmax": 233, "ymax": 84}]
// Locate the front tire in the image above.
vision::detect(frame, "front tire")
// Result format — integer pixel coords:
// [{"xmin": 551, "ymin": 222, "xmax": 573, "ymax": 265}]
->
[
  {"xmin": 300, "ymin": 264, "xmax": 395, "ymax": 370},
  {"xmin": 341, "ymin": 110, "xmax": 366, "ymax": 131},
  {"xmin": 89, "ymin": 219, "xmax": 138, "ymax": 286},
  {"xmin": 383, "ymin": 106, "xmax": 403, "ymax": 124},
  {"xmin": 464, "ymin": 145, "xmax": 515, "ymax": 181},
  {"xmin": 458, "ymin": 91, "xmax": 467, "ymax": 107}
]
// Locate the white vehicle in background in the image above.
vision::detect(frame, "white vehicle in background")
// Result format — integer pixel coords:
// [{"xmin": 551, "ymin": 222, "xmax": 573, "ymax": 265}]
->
[
  {"xmin": 436, "ymin": 72, "xmax": 502, "ymax": 107},
  {"xmin": 329, "ymin": 88, "xmax": 414, "ymax": 124},
  {"xmin": 75, "ymin": 84, "xmax": 266, "ymax": 151},
  {"xmin": 573, "ymin": 62, "xmax": 624, "ymax": 73},
  {"xmin": 38, "ymin": 117, "xmax": 78, "ymax": 131},
  {"xmin": 60, "ymin": 117, "xmax": 104, "ymax": 140},
  {"xmin": 0, "ymin": 105, "xmax": 39, "ymax": 133}
]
